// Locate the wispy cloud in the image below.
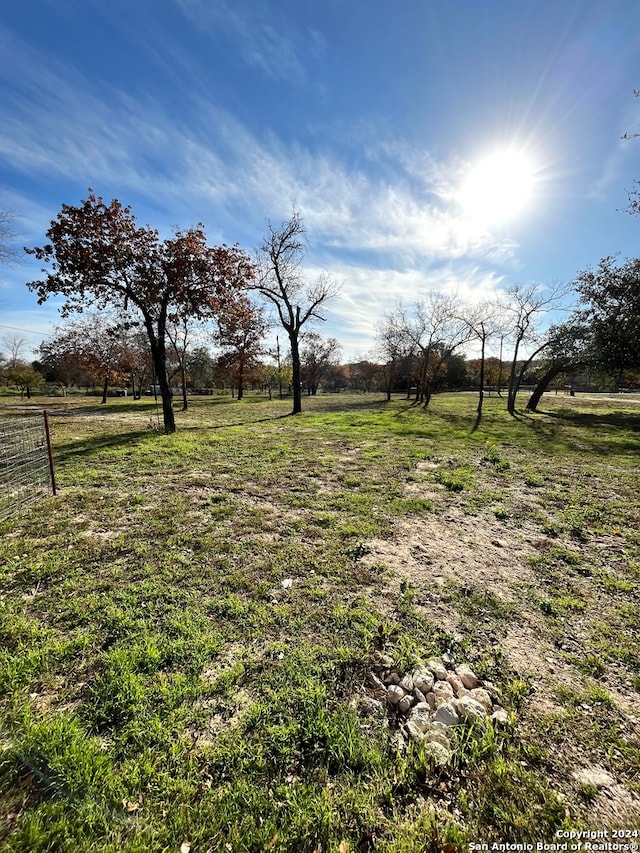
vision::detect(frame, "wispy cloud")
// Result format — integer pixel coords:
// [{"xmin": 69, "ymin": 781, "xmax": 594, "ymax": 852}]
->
[
  {"xmin": 172, "ymin": 0, "xmax": 314, "ymax": 84},
  {"xmin": 302, "ymin": 261, "xmax": 508, "ymax": 358},
  {"xmin": 0, "ymin": 21, "xmax": 523, "ymax": 353},
  {"xmin": 0, "ymin": 25, "xmax": 515, "ymax": 268},
  {"xmin": 589, "ymin": 94, "xmax": 640, "ymax": 202}
]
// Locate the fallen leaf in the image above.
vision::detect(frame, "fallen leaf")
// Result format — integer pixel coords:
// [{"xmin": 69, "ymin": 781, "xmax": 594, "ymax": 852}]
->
[
  {"xmin": 339, "ymin": 842, "xmax": 348, "ymax": 853},
  {"xmin": 122, "ymin": 799, "xmax": 140, "ymax": 814},
  {"xmin": 442, "ymin": 844, "xmax": 457, "ymax": 853},
  {"xmin": 266, "ymin": 832, "xmax": 279, "ymax": 850},
  {"xmin": 180, "ymin": 840, "xmax": 191, "ymax": 853}
]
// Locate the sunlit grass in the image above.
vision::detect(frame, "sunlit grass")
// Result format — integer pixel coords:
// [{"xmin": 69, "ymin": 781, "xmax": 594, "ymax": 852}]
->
[{"xmin": 1, "ymin": 391, "xmax": 639, "ymax": 847}]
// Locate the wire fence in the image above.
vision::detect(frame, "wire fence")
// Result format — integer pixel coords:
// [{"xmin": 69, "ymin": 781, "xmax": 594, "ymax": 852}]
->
[{"xmin": 0, "ymin": 413, "xmax": 56, "ymax": 522}]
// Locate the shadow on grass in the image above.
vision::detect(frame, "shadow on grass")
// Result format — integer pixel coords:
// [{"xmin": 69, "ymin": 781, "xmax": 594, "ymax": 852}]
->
[
  {"xmin": 178, "ymin": 396, "xmax": 397, "ymax": 431},
  {"xmin": 177, "ymin": 412, "xmax": 295, "ymax": 431},
  {"xmin": 542, "ymin": 407, "xmax": 640, "ymax": 431},
  {"xmin": 519, "ymin": 407, "xmax": 640, "ymax": 455},
  {"xmin": 53, "ymin": 430, "xmax": 152, "ymax": 463}
]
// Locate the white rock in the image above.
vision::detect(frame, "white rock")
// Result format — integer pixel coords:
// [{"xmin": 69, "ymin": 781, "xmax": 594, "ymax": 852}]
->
[
  {"xmin": 469, "ymin": 688, "xmax": 493, "ymax": 712},
  {"xmin": 422, "ymin": 740, "xmax": 451, "ymax": 767},
  {"xmin": 405, "ymin": 721, "xmax": 425, "ymax": 740},
  {"xmin": 407, "ymin": 706, "xmax": 431, "ymax": 732},
  {"xmin": 399, "ymin": 674, "xmax": 415, "ymax": 693},
  {"xmin": 432, "ymin": 701, "xmax": 461, "ymax": 727},
  {"xmin": 455, "ymin": 664, "xmax": 479, "ymax": 689},
  {"xmin": 412, "ymin": 667, "xmax": 435, "ymax": 693},
  {"xmin": 426, "ymin": 658, "xmax": 448, "ymax": 680},
  {"xmin": 281, "ymin": 578, "xmax": 293, "ymax": 589},
  {"xmin": 390, "ymin": 731, "xmax": 405, "ymax": 751},
  {"xmin": 456, "ymin": 695, "xmax": 487, "ymax": 723},
  {"xmin": 482, "ymin": 680, "xmax": 501, "ymax": 701},
  {"xmin": 424, "ymin": 728, "xmax": 451, "ymax": 750},
  {"xmin": 429, "ymin": 721, "xmax": 452, "ymax": 739},
  {"xmin": 413, "ymin": 687, "xmax": 426, "ymax": 704},
  {"xmin": 572, "ymin": 767, "xmax": 615, "ymax": 789},
  {"xmin": 432, "ymin": 681, "xmax": 455, "ymax": 705},
  {"xmin": 398, "ymin": 694, "xmax": 414, "ymax": 714},
  {"xmin": 386, "ymin": 685, "xmax": 406, "ymax": 705},
  {"xmin": 490, "ymin": 707, "xmax": 511, "ymax": 725}
]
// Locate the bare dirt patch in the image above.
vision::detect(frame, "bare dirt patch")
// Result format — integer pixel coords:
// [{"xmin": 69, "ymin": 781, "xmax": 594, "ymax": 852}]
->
[{"xmin": 360, "ymin": 456, "xmax": 640, "ymax": 825}]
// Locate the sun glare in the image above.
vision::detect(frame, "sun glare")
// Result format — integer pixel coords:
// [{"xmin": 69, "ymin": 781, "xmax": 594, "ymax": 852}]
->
[{"xmin": 459, "ymin": 149, "xmax": 535, "ymax": 226}]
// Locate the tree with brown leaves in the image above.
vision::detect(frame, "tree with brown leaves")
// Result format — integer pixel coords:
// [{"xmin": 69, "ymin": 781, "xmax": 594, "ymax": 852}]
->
[{"xmin": 26, "ymin": 192, "xmax": 254, "ymax": 433}]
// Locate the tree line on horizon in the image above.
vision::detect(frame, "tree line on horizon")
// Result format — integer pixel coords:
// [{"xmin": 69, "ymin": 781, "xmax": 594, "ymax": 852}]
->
[
  {"xmin": 0, "ymin": 190, "xmax": 639, "ymax": 429},
  {"xmin": 2, "ymin": 295, "xmax": 638, "ymax": 411}
]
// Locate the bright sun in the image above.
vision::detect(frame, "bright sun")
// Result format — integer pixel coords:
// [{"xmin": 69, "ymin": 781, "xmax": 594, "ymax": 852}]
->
[{"xmin": 459, "ymin": 149, "xmax": 535, "ymax": 226}]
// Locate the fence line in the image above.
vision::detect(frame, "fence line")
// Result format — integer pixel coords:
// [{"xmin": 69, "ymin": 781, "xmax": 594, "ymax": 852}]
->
[{"xmin": 0, "ymin": 413, "xmax": 56, "ymax": 522}]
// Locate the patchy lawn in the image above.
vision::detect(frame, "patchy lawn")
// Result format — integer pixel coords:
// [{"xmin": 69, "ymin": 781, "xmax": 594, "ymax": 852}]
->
[{"xmin": 0, "ymin": 392, "xmax": 638, "ymax": 851}]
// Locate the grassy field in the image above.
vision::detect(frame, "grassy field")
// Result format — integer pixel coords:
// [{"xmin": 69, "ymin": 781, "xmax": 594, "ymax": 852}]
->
[{"xmin": 0, "ymin": 391, "xmax": 639, "ymax": 851}]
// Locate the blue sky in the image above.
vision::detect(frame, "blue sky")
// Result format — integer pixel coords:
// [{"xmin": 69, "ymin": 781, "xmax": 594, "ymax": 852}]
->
[{"xmin": 1, "ymin": 0, "xmax": 640, "ymax": 361}]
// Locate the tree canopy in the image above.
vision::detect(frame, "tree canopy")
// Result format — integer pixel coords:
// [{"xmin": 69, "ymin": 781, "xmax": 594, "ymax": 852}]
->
[
  {"xmin": 574, "ymin": 255, "xmax": 640, "ymax": 375},
  {"xmin": 26, "ymin": 192, "xmax": 254, "ymax": 433}
]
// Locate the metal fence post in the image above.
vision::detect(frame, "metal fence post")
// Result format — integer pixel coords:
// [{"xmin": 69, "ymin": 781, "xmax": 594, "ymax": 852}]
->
[{"xmin": 43, "ymin": 410, "xmax": 57, "ymax": 496}]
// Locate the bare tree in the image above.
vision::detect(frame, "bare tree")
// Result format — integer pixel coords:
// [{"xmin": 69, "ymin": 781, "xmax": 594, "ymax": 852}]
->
[
  {"xmin": 254, "ymin": 211, "xmax": 340, "ymax": 414},
  {"xmin": 300, "ymin": 332, "xmax": 341, "ymax": 395},
  {"xmin": 375, "ymin": 306, "xmax": 415, "ymax": 401},
  {"xmin": 502, "ymin": 282, "xmax": 567, "ymax": 415},
  {"xmin": 459, "ymin": 302, "xmax": 508, "ymax": 417},
  {"xmin": 401, "ymin": 293, "xmax": 469, "ymax": 406},
  {"xmin": 166, "ymin": 316, "xmax": 196, "ymax": 412},
  {"xmin": 119, "ymin": 328, "xmax": 153, "ymax": 400},
  {"xmin": 1, "ymin": 334, "xmax": 26, "ymax": 369}
]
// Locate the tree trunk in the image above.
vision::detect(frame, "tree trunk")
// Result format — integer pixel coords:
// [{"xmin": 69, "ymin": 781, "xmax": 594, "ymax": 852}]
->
[
  {"xmin": 526, "ymin": 364, "xmax": 569, "ymax": 411},
  {"xmin": 477, "ymin": 335, "xmax": 486, "ymax": 416},
  {"xmin": 180, "ymin": 363, "xmax": 188, "ymax": 411},
  {"xmin": 290, "ymin": 335, "xmax": 302, "ymax": 414},
  {"xmin": 507, "ymin": 339, "xmax": 522, "ymax": 415},
  {"xmin": 101, "ymin": 374, "xmax": 109, "ymax": 404},
  {"xmin": 146, "ymin": 315, "xmax": 175, "ymax": 434},
  {"xmin": 510, "ymin": 340, "xmax": 553, "ymax": 413}
]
